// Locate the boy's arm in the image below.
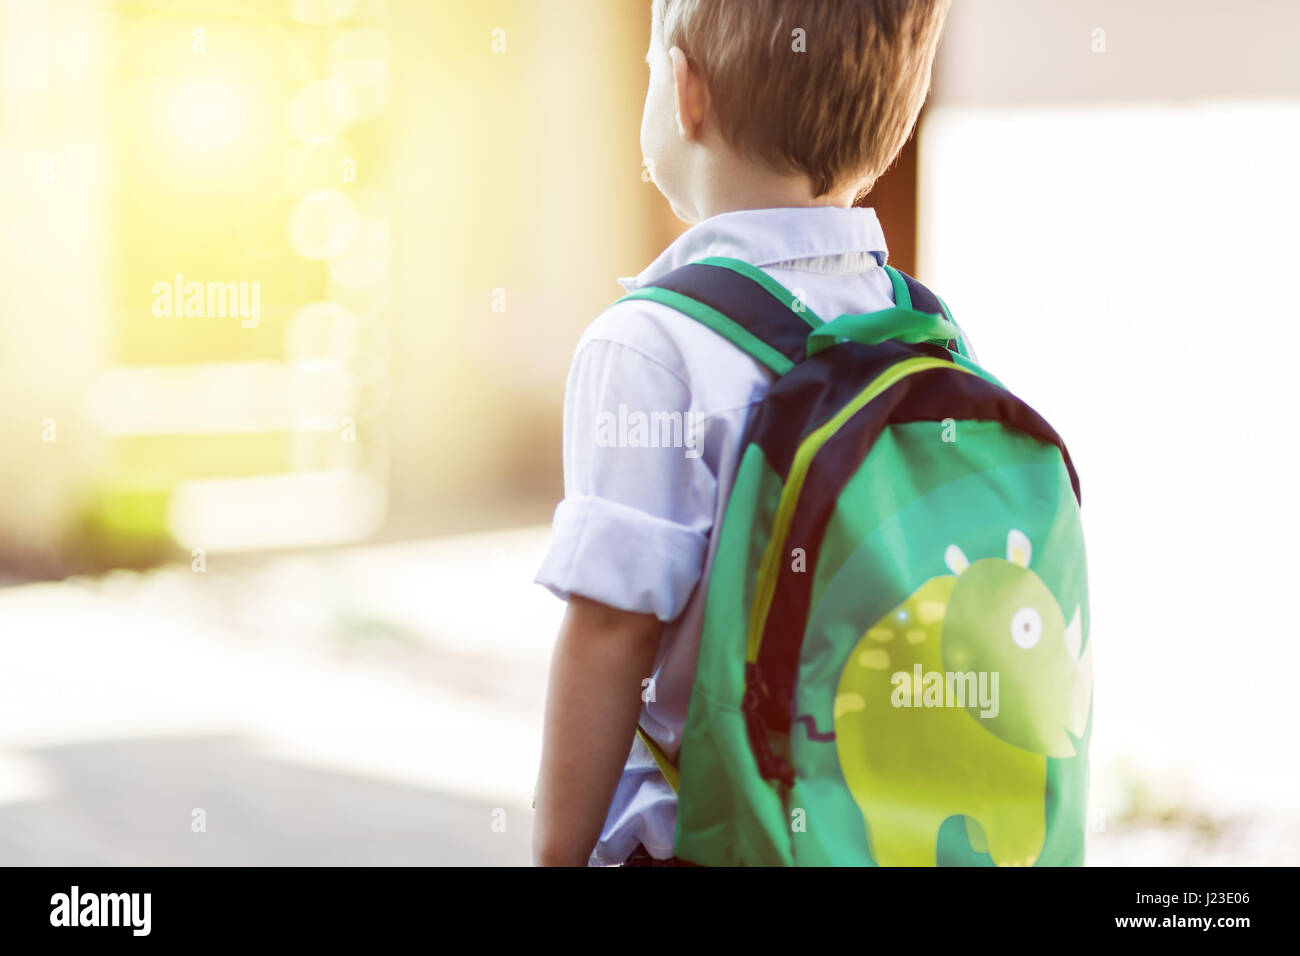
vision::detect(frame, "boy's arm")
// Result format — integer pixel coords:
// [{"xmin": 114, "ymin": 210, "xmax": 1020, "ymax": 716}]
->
[
  {"xmin": 532, "ymin": 322, "xmax": 715, "ymax": 866},
  {"xmin": 533, "ymin": 594, "xmax": 661, "ymax": 867}
]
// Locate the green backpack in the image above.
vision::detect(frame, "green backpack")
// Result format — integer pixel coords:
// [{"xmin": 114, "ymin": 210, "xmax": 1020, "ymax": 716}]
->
[{"xmin": 620, "ymin": 256, "xmax": 1092, "ymax": 866}]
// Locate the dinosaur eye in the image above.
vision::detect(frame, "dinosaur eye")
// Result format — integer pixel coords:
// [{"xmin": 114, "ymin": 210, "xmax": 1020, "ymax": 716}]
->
[{"xmin": 1010, "ymin": 607, "xmax": 1042, "ymax": 649}]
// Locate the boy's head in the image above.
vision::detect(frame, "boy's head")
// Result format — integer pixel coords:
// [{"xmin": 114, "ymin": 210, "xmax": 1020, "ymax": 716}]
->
[{"xmin": 643, "ymin": 0, "xmax": 950, "ymax": 222}]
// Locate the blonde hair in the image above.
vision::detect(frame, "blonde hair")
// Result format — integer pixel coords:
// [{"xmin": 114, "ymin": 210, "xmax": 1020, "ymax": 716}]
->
[{"xmin": 652, "ymin": 0, "xmax": 950, "ymax": 197}]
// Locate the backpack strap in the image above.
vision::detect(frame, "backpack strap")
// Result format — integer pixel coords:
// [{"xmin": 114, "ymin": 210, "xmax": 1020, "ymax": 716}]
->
[
  {"xmin": 618, "ymin": 257, "xmax": 814, "ymax": 795},
  {"xmin": 883, "ymin": 265, "xmax": 977, "ymax": 362},
  {"xmin": 615, "ymin": 257, "xmax": 820, "ymax": 376}
]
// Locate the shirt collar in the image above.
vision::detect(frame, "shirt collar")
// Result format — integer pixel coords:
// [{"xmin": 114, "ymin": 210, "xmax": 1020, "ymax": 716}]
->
[{"xmin": 618, "ymin": 205, "xmax": 889, "ymax": 291}]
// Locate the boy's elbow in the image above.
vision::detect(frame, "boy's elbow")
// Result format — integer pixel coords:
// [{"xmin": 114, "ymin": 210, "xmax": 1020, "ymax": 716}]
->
[{"xmin": 564, "ymin": 593, "xmax": 663, "ymax": 648}]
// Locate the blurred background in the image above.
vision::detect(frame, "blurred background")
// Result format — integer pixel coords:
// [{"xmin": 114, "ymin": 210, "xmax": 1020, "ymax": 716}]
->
[{"xmin": 0, "ymin": 0, "xmax": 1296, "ymax": 865}]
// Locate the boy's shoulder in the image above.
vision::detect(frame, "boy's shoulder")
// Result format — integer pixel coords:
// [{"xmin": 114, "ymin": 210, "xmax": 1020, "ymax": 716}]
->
[{"xmin": 572, "ymin": 286, "xmax": 771, "ymax": 396}]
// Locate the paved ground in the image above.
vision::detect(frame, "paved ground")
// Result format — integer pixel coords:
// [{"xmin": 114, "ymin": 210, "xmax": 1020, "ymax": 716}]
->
[
  {"xmin": 0, "ymin": 528, "xmax": 556, "ymax": 866},
  {"xmin": 0, "ymin": 736, "xmax": 529, "ymax": 866},
  {"xmin": 0, "ymin": 526, "xmax": 1293, "ymax": 866}
]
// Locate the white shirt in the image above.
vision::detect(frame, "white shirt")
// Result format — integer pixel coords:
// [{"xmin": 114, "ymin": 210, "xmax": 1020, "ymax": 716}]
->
[{"xmin": 535, "ymin": 206, "xmax": 900, "ymax": 865}]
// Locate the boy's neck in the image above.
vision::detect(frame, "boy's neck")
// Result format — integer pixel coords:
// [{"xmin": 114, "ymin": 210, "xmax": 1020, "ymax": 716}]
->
[{"xmin": 684, "ymin": 145, "xmax": 861, "ymax": 222}]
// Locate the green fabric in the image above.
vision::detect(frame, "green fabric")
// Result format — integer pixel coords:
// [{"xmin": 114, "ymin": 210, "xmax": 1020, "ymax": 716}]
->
[
  {"xmin": 675, "ymin": 446, "xmax": 795, "ymax": 865},
  {"xmin": 806, "ymin": 307, "xmax": 960, "ymax": 355},
  {"xmin": 676, "ymin": 416, "xmax": 1091, "ymax": 866},
  {"xmin": 794, "ymin": 450, "xmax": 1088, "ymax": 866},
  {"xmin": 810, "ymin": 423, "xmax": 1054, "ymax": 616},
  {"xmin": 883, "ymin": 265, "xmax": 912, "ymax": 309},
  {"xmin": 746, "ymin": 357, "xmax": 974, "ymax": 665},
  {"xmin": 882, "ymin": 264, "xmax": 974, "ymax": 359},
  {"xmin": 643, "ymin": 259, "xmax": 1090, "ymax": 868}
]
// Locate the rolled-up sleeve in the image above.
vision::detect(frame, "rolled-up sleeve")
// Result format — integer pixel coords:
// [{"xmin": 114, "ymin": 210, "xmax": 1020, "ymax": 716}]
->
[{"xmin": 535, "ymin": 332, "xmax": 717, "ymax": 622}]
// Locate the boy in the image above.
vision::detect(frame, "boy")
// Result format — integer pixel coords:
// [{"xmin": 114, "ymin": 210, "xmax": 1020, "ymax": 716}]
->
[{"xmin": 533, "ymin": 0, "xmax": 952, "ymax": 866}]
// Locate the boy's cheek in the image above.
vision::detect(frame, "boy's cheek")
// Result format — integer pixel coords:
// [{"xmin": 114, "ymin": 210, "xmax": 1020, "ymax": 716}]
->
[
  {"xmin": 638, "ymin": 111, "xmax": 653, "ymax": 170},
  {"xmin": 640, "ymin": 100, "xmax": 675, "ymax": 182},
  {"xmin": 639, "ymin": 85, "xmax": 662, "ymax": 156},
  {"xmin": 638, "ymin": 91, "xmax": 657, "ymax": 169}
]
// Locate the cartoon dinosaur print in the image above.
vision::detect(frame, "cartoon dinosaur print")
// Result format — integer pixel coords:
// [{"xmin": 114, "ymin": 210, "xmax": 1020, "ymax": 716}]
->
[{"xmin": 833, "ymin": 529, "xmax": 1092, "ymax": 866}]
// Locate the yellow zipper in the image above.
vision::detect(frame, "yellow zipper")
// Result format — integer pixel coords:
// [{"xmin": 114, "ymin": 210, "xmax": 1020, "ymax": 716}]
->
[{"xmin": 745, "ymin": 356, "xmax": 979, "ymax": 662}]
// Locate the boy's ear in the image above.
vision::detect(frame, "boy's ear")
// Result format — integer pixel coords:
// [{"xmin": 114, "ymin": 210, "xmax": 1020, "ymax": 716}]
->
[{"xmin": 668, "ymin": 46, "xmax": 708, "ymax": 141}]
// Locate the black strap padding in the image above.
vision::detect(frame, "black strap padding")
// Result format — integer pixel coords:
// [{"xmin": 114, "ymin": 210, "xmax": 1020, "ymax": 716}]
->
[
  {"xmin": 646, "ymin": 263, "xmax": 815, "ymax": 369},
  {"xmin": 743, "ymin": 340, "xmax": 950, "ymax": 481},
  {"xmin": 898, "ymin": 271, "xmax": 943, "ymax": 314}
]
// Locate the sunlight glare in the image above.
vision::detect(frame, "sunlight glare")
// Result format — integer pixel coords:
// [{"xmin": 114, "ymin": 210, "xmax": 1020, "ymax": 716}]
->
[{"xmin": 166, "ymin": 76, "xmax": 245, "ymax": 151}]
